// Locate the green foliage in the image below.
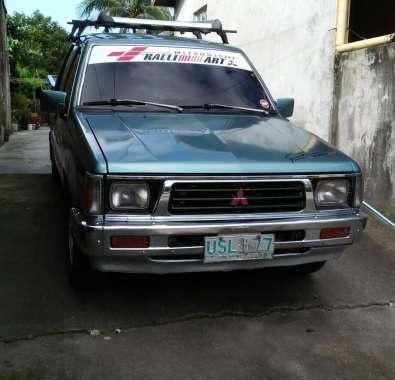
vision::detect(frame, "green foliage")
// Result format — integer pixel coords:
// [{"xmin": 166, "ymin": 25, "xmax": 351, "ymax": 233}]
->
[
  {"xmin": 15, "ymin": 64, "xmax": 46, "ymax": 97},
  {"xmin": 7, "ymin": 10, "xmax": 69, "ymax": 76},
  {"xmin": 79, "ymin": 0, "xmax": 171, "ymax": 20},
  {"xmin": 7, "ymin": 11, "xmax": 69, "ymax": 127},
  {"xmin": 11, "ymin": 92, "xmax": 30, "ymax": 127}
]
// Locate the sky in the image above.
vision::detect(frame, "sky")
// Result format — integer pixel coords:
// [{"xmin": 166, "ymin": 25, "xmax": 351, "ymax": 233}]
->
[{"xmin": 5, "ymin": 0, "xmax": 84, "ymax": 31}]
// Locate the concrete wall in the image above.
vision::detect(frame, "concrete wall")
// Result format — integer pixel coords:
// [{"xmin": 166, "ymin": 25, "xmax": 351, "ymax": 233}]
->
[
  {"xmin": 334, "ymin": 43, "xmax": 395, "ymax": 218},
  {"xmin": 174, "ymin": 0, "xmax": 337, "ymax": 141},
  {"xmin": 0, "ymin": 0, "xmax": 11, "ymax": 146}
]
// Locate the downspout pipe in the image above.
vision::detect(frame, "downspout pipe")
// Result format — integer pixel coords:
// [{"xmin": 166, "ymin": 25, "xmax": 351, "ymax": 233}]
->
[
  {"xmin": 337, "ymin": 33, "xmax": 395, "ymax": 53},
  {"xmin": 336, "ymin": 0, "xmax": 349, "ymax": 46}
]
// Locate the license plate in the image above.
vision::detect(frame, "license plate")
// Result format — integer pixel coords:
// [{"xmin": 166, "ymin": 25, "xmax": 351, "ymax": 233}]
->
[{"xmin": 204, "ymin": 234, "xmax": 274, "ymax": 263}]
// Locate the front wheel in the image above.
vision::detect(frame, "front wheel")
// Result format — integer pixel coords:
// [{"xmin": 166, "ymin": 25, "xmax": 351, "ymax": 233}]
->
[{"xmin": 67, "ymin": 225, "xmax": 97, "ymax": 290}]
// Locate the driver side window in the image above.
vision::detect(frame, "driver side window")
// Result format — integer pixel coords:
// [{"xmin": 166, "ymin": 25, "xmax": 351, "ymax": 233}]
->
[
  {"xmin": 62, "ymin": 49, "xmax": 81, "ymax": 112},
  {"xmin": 64, "ymin": 54, "xmax": 79, "ymax": 95}
]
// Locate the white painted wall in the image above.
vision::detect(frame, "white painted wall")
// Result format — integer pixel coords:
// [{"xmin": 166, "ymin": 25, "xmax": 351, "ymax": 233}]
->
[{"xmin": 174, "ymin": 0, "xmax": 337, "ymax": 141}]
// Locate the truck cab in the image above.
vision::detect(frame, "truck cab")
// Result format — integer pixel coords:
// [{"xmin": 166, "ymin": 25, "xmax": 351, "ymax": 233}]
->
[{"xmin": 40, "ymin": 16, "xmax": 366, "ymax": 288}]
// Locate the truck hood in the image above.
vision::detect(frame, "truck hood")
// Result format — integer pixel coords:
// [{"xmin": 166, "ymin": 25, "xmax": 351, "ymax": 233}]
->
[{"xmin": 82, "ymin": 111, "xmax": 358, "ymax": 174}]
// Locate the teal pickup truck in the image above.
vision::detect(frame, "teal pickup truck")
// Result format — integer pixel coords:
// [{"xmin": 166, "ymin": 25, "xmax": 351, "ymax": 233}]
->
[{"xmin": 40, "ymin": 16, "xmax": 366, "ymax": 288}]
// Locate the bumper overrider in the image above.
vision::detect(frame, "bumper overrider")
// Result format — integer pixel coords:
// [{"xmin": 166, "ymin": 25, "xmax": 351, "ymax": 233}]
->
[{"xmin": 70, "ymin": 208, "xmax": 367, "ymax": 274}]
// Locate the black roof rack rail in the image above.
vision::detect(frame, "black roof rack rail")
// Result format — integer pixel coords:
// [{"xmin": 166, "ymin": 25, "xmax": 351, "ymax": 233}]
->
[{"xmin": 68, "ymin": 14, "xmax": 237, "ymax": 44}]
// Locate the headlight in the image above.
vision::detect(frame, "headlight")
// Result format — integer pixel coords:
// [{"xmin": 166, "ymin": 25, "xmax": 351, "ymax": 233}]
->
[
  {"xmin": 315, "ymin": 179, "xmax": 350, "ymax": 209},
  {"xmin": 110, "ymin": 183, "xmax": 149, "ymax": 210}
]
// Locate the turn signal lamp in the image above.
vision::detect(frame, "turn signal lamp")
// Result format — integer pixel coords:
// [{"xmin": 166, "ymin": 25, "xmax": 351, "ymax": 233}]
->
[
  {"xmin": 320, "ymin": 227, "xmax": 350, "ymax": 239},
  {"xmin": 111, "ymin": 236, "xmax": 150, "ymax": 249}
]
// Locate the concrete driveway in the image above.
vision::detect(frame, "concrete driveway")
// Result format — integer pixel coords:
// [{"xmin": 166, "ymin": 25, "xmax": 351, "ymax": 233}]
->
[{"xmin": 0, "ymin": 129, "xmax": 394, "ymax": 380}]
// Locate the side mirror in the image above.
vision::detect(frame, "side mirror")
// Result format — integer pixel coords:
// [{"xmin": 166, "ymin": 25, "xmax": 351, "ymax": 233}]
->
[
  {"xmin": 38, "ymin": 89, "xmax": 66, "ymax": 113},
  {"xmin": 275, "ymin": 98, "xmax": 294, "ymax": 118}
]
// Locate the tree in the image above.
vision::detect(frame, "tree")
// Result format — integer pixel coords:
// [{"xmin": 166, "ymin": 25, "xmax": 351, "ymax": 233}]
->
[
  {"xmin": 7, "ymin": 11, "xmax": 69, "ymax": 77},
  {"xmin": 7, "ymin": 11, "xmax": 69, "ymax": 127},
  {"xmin": 79, "ymin": 0, "xmax": 171, "ymax": 20}
]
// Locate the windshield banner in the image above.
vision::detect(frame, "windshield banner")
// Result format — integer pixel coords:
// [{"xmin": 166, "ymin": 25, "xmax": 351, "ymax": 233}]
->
[{"xmin": 88, "ymin": 45, "xmax": 252, "ymax": 71}]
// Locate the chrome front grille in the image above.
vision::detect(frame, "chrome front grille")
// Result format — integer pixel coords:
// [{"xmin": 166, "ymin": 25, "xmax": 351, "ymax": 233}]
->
[{"xmin": 168, "ymin": 181, "xmax": 306, "ymax": 215}]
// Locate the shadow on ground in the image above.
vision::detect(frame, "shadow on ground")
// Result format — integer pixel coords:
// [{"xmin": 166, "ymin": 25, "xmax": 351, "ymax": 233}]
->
[{"xmin": 0, "ymin": 174, "xmax": 394, "ymax": 342}]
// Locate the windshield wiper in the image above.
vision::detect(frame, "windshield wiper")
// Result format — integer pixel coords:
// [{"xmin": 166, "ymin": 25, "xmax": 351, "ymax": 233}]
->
[
  {"xmin": 181, "ymin": 103, "xmax": 270, "ymax": 116},
  {"xmin": 82, "ymin": 98, "xmax": 183, "ymax": 112}
]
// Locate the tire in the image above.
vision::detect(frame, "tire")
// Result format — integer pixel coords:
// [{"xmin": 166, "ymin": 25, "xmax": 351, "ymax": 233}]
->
[
  {"xmin": 50, "ymin": 144, "xmax": 60, "ymax": 184},
  {"xmin": 285, "ymin": 261, "xmax": 326, "ymax": 275},
  {"xmin": 67, "ymin": 223, "xmax": 97, "ymax": 290}
]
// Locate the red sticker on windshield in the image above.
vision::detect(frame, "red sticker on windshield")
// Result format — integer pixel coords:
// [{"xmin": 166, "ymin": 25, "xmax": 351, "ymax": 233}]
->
[{"xmin": 260, "ymin": 99, "xmax": 270, "ymax": 110}]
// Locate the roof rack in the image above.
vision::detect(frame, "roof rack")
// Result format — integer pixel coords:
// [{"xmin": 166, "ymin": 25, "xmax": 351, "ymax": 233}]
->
[{"xmin": 68, "ymin": 14, "xmax": 237, "ymax": 44}]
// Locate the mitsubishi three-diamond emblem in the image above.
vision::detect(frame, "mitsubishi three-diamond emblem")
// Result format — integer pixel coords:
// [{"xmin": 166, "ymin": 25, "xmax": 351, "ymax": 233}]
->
[{"xmin": 230, "ymin": 190, "xmax": 249, "ymax": 207}]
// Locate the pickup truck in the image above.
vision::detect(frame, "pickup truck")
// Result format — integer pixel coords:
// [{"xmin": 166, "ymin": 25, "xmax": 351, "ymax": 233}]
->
[{"xmin": 40, "ymin": 17, "xmax": 367, "ymax": 288}]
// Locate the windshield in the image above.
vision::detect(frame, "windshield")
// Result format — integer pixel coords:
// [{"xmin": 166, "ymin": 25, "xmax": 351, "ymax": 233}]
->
[{"xmin": 80, "ymin": 45, "xmax": 271, "ymax": 111}]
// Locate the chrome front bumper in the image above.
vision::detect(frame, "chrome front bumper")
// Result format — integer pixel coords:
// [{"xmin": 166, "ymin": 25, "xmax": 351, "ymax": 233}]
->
[{"xmin": 70, "ymin": 208, "xmax": 367, "ymax": 274}]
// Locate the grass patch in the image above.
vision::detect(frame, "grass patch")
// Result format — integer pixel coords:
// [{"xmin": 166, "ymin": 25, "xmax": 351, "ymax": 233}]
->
[{"xmin": 0, "ymin": 370, "xmax": 18, "ymax": 380}]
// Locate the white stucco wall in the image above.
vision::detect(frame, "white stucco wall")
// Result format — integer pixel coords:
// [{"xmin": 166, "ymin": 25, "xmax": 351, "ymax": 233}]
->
[
  {"xmin": 335, "ymin": 43, "xmax": 395, "ymax": 218},
  {"xmin": 174, "ymin": 0, "xmax": 337, "ymax": 141}
]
